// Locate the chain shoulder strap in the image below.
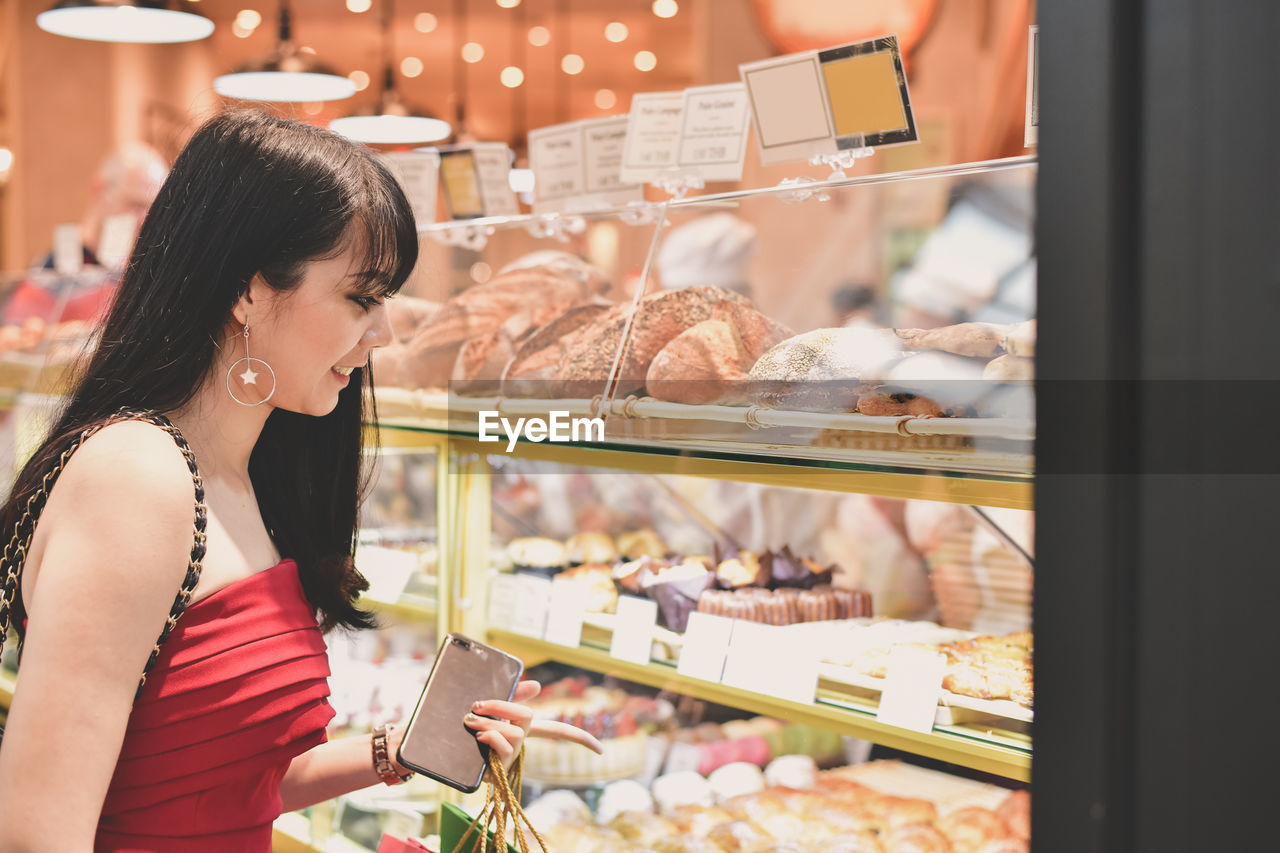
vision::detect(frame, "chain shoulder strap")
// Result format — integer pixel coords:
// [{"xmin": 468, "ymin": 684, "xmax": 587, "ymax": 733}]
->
[{"xmin": 0, "ymin": 407, "xmax": 207, "ymax": 702}]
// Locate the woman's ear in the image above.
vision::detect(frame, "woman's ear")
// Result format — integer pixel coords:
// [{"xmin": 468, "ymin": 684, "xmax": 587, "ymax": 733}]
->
[{"xmin": 232, "ymin": 273, "xmax": 269, "ymax": 326}]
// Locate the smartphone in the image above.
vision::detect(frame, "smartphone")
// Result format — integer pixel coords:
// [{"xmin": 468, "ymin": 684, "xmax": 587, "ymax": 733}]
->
[{"xmin": 396, "ymin": 633, "xmax": 525, "ymax": 793}]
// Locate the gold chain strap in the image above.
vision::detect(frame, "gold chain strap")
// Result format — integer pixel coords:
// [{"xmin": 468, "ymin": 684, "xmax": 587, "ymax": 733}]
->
[
  {"xmin": 456, "ymin": 748, "xmax": 548, "ymax": 853},
  {"xmin": 0, "ymin": 408, "xmax": 207, "ymax": 702}
]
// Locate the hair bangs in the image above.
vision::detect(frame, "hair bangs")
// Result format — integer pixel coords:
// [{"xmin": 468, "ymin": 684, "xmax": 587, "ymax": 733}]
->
[{"xmin": 346, "ymin": 163, "xmax": 420, "ymax": 298}]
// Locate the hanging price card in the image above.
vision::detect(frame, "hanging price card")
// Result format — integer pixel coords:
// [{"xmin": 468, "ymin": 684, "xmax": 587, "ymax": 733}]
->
[
  {"xmin": 676, "ymin": 82, "xmax": 751, "ymax": 181},
  {"xmin": 740, "ymin": 34, "xmax": 918, "ymax": 166},
  {"xmin": 529, "ymin": 117, "xmax": 643, "ymax": 213},
  {"xmin": 609, "ymin": 595, "xmax": 658, "ymax": 665},
  {"xmin": 876, "ymin": 645, "xmax": 948, "ymax": 733},
  {"xmin": 722, "ymin": 622, "xmax": 820, "ymax": 705},
  {"xmin": 544, "ymin": 579, "xmax": 588, "ymax": 648},
  {"xmin": 620, "ymin": 91, "xmax": 685, "ymax": 183},
  {"xmin": 378, "ymin": 150, "xmax": 440, "ymax": 224},
  {"xmin": 676, "ymin": 611, "xmax": 735, "ymax": 682}
]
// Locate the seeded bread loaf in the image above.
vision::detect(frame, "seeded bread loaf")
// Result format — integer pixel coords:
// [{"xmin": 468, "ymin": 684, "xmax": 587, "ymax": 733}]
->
[{"xmin": 746, "ymin": 327, "xmax": 903, "ymax": 412}]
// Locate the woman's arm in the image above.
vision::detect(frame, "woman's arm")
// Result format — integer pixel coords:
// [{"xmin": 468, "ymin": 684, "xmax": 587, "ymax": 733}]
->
[
  {"xmin": 279, "ymin": 681, "xmax": 542, "ymax": 812},
  {"xmin": 0, "ymin": 423, "xmax": 197, "ymax": 852}
]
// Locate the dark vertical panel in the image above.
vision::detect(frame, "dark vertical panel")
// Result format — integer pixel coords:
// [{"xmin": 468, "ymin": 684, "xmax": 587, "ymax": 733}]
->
[{"xmin": 1035, "ymin": 0, "xmax": 1143, "ymax": 852}]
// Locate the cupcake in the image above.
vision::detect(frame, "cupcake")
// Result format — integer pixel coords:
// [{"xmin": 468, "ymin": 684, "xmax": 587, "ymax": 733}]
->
[
  {"xmin": 617, "ymin": 528, "xmax": 669, "ymax": 560},
  {"xmin": 564, "ymin": 531, "xmax": 618, "ymax": 565},
  {"xmin": 507, "ymin": 537, "xmax": 567, "ymax": 576}
]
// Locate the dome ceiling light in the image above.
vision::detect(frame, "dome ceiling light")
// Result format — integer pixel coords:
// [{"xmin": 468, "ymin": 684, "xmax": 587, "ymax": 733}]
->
[
  {"xmin": 37, "ymin": 1, "xmax": 214, "ymax": 44},
  {"xmin": 214, "ymin": 1, "xmax": 356, "ymax": 103}
]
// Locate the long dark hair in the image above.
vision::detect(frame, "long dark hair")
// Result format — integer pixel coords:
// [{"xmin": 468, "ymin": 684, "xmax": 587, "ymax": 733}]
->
[{"xmin": 2, "ymin": 110, "xmax": 418, "ymax": 633}]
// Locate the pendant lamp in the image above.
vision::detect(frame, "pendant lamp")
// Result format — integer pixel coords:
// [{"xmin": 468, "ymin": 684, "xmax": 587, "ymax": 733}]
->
[
  {"xmin": 329, "ymin": 0, "xmax": 451, "ymax": 144},
  {"xmin": 214, "ymin": 1, "xmax": 355, "ymax": 103},
  {"xmin": 37, "ymin": 1, "xmax": 214, "ymax": 44}
]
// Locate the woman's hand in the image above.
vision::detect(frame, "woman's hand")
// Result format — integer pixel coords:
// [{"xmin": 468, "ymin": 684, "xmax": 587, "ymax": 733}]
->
[{"xmin": 463, "ymin": 679, "xmax": 542, "ymax": 771}]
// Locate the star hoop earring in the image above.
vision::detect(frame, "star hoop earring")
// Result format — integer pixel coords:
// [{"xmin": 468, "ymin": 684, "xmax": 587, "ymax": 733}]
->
[{"xmin": 225, "ymin": 319, "xmax": 277, "ymax": 407}]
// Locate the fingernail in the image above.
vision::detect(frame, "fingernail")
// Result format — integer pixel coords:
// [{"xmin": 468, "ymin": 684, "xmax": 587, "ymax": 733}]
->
[
  {"xmin": 464, "ymin": 712, "xmax": 477, "ymax": 722},
  {"xmin": 472, "ymin": 701, "xmax": 483, "ymax": 711}
]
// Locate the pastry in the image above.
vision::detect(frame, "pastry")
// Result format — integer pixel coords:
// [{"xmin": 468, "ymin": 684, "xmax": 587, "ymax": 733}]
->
[
  {"xmin": 618, "ymin": 528, "xmax": 669, "ymax": 559},
  {"xmin": 994, "ymin": 790, "xmax": 1029, "ymax": 841},
  {"xmin": 821, "ymin": 833, "xmax": 887, "ymax": 853},
  {"xmin": 384, "ymin": 295, "xmax": 441, "ymax": 342},
  {"xmin": 982, "ymin": 354, "xmax": 1033, "ymax": 382},
  {"xmin": 614, "ymin": 556, "xmax": 664, "ymax": 593},
  {"xmin": 856, "ymin": 390, "xmax": 947, "ymax": 418},
  {"xmin": 1001, "ymin": 319, "xmax": 1035, "ymax": 357},
  {"xmin": 973, "ymin": 842, "xmax": 1027, "ymax": 853},
  {"xmin": 883, "ymin": 824, "xmax": 955, "ymax": 853},
  {"xmin": 747, "ymin": 327, "xmax": 903, "ymax": 412},
  {"xmin": 554, "ymin": 564, "xmax": 619, "ymax": 613},
  {"xmin": 565, "ymin": 531, "xmax": 619, "ymax": 565},
  {"xmin": 705, "ymin": 820, "xmax": 773, "ymax": 853},
  {"xmin": 707, "ymin": 762, "xmax": 766, "ymax": 802},
  {"xmin": 895, "ymin": 323, "xmax": 1009, "ymax": 359},
  {"xmin": 715, "ymin": 551, "xmax": 765, "ymax": 588},
  {"xmin": 937, "ymin": 807, "xmax": 1010, "ymax": 853},
  {"xmin": 652, "ymin": 772, "xmax": 716, "ymax": 815},
  {"xmin": 506, "ymin": 536, "xmax": 567, "ymax": 575},
  {"xmin": 606, "ymin": 809, "xmax": 675, "ymax": 844}
]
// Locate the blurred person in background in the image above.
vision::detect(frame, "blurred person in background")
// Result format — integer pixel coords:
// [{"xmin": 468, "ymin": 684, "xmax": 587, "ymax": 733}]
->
[{"xmin": 3, "ymin": 142, "xmax": 168, "ymax": 326}]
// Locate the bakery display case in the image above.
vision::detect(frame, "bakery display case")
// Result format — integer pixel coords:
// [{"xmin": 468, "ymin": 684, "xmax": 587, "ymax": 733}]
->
[{"xmin": 376, "ymin": 156, "xmax": 1036, "ymax": 510}]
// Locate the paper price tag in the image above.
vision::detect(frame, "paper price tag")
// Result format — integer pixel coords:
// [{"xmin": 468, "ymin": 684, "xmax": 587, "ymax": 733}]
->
[
  {"xmin": 620, "ymin": 91, "xmax": 685, "ymax": 184},
  {"xmin": 722, "ymin": 622, "xmax": 820, "ymax": 704},
  {"xmin": 875, "ymin": 645, "xmax": 948, "ymax": 733},
  {"xmin": 471, "ymin": 143, "xmax": 520, "ymax": 216},
  {"xmin": 488, "ymin": 573, "xmax": 521, "ymax": 628},
  {"xmin": 355, "ymin": 544, "xmax": 419, "ymax": 604},
  {"xmin": 379, "ymin": 151, "xmax": 440, "ymax": 225},
  {"xmin": 52, "ymin": 223, "xmax": 83, "ymax": 275},
  {"xmin": 609, "ymin": 595, "xmax": 658, "ymax": 665},
  {"xmin": 97, "ymin": 214, "xmax": 138, "ymax": 270},
  {"xmin": 740, "ymin": 35, "xmax": 917, "ymax": 166},
  {"xmin": 544, "ymin": 579, "xmax": 588, "ymax": 647},
  {"xmin": 529, "ymin": 118, "xmax": 643, "ymax": 212},
  {"xmin": 663, "ymin": 741, "xmax": 704, "ymax": 775},
  {"xmin": 677, "ymin": 83, "xmax": 751, "ymax": 181},
  {"xmin": 676, "ymin": 611, "xmax": 734, "ymax": 682},
  {"xmin": 511, "ymin": 574, "xmax": 553, "ymax": 638}
]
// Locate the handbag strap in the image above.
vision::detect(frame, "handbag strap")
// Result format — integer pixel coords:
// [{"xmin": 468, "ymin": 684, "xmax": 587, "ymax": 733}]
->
[{"xmin": 0, "ymin": 408, "xmax": 207, "ymax": 701}]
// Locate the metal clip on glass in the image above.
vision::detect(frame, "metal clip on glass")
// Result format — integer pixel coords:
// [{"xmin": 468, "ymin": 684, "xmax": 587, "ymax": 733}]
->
[
  {"xmin": 427, "ymin": 222, "xmax": 496, "ymax": 252},
  {"xmin": 810, "ymin": 136, "xmax": 875, "ymax": 180},
  {"xmin": 651, "ymin": 168, "xmax": 706, "ymax": 201},
  {"xmin": 522, "ymin": 213, "xmax": 587, "ymax": 243}
]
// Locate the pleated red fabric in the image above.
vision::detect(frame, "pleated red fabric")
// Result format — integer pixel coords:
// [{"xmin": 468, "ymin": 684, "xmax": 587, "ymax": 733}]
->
[{"xmin": 93, "ymin": 558, "xmax": 335, "ymax": 852}]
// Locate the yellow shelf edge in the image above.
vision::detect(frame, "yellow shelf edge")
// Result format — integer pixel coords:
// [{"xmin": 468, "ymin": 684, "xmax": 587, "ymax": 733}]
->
[
  {"xmin": 449, "ymin": 437, "xmax": 1033, "ymax": 509},
  {"xmin": 361, "ymin": 595, "xmax": 438, "ymax": 624},
  {"xmin": 487, "ymin": 629, "xmax": 1030, "ymax": 783}
]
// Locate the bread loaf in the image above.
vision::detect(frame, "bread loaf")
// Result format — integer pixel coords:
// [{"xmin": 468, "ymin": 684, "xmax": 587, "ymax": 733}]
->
[
  {"xmin": 646, "ymin": 302, "xmax": 792, "ymax": 405},
  {"xmin": 502, "ymin": 301, "xmax": 612, "ymax": 397},
  {"xmin": 747, "ymin": 327, "xmax": 903, "ymax": 412},
  {"xmin": 982, "ymin": 354, "xmax": 1034, "ymax": 382},
  {"xmin": 554, "ymin": 286, "xmax": 757, "ymax": 398},
  {"xmin": 895, "ymin": 322, "xmax": 1010, "ymax": 358},
  {"xmin": 399, "ymin": 264, "xmax": 606, "ymax": 390},
  {"xmin": 1002, "ymin": 319, "xmax": 1036, "ymax": 357}
]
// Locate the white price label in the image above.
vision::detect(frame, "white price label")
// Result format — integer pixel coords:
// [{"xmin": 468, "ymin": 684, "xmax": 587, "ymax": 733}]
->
[
  {"xmin": 677, "ymin": 83, "xmax": 751, "ymax": 181},
  {"xmin": 609, "ymin": 595, "xmax": 658, "ymax": 665},
  {"xmin": 96, "ymin": 214, "xmax": 137, "ymax": 271},
  {"xmin": 472, "ymin": 143, "xmax": 521, "ymax": 216},
  {"xmin": 488, "ymin": 573, "xmax": 521, "ymax": 628},
  {"xmin": 355, "ymin": 544, "xmax": 419, "ymax": 604},
  {"xmin": 544, "ymin": 579, "xmax": 588, "ymax": 647},
  {"xmin": 620, "ymin": 91, "xmax": 685, "ymax": 184},
  {"xmin": 511, "ymin": 574, "xmax": 553, "ymax": 638},
  {"xmin": 722, "ymin": 621, "xmax": 820, "ymax": 704},
  {"xmin": 529, "ymin": 118, "xmax": 643, "ymax": 213},
  {"xmin": 676, "ymin": 611, "xmax": 734, "ymax": 682},
  {"xmin": 52, "ymin": 223, "xmax": 83, "ymax": 275},
  {"xmin": 875, "ymin": 645, "xmax": 948, "ymax": 733},
  {"xmin": 379, "ymin": 151, "xmax": 440, "ymax": 225}
]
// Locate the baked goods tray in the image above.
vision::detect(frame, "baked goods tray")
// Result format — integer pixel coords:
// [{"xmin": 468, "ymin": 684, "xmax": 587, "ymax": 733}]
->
[
  {"xmin": 579, "ymin": 614, "xmax": 1032, "ymax": 729},
  {"xmin": 838, "ymin": 760, "xmax": 1012, "ymax": 814},
  {"xmin": 376, "ymin": 388, "xmax": 1035, "ymax": 441}
]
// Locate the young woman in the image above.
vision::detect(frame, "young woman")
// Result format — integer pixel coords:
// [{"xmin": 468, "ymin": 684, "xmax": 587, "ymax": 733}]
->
[{"xmin": 0, "ymin": 111, "xmax": 540, "ymax": 851}]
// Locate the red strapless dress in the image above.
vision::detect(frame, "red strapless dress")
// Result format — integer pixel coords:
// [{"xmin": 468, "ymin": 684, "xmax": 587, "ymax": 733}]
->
[{"xmin": 93, "ymin": 558, "xmax": 335, "ymax": 852}]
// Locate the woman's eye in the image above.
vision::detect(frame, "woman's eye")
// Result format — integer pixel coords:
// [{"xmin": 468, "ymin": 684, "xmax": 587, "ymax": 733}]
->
[{"xmin": 351, "ymin": 295, "xmax": 383, "ymax": 312}]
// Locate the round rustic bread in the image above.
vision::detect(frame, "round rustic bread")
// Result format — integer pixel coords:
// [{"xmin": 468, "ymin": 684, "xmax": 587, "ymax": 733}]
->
[{"xmin": 746, "ymin": 327, "xmax": 903, "ymax": 412}]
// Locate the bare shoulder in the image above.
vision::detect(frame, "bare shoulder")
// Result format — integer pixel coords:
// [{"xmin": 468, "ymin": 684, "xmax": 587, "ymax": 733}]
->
[{"xmin": 31, "ymin": 418, "xmax": 198, "ymax": 594}]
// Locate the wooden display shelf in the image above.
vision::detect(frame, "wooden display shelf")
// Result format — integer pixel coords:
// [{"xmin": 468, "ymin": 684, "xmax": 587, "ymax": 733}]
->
[
  {"xmin": 487, "ymin": 629, "xmax": 1031, "ymax": 783},
  {"xmin": 360, "ymin": 593, "xmax": 437, "ymax": 624}
]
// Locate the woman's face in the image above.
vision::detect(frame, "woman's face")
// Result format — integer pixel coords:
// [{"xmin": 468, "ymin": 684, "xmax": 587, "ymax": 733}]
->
[{"xmin": 241, "ymin": 246, "xmax": 394, "ymax": 417}]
